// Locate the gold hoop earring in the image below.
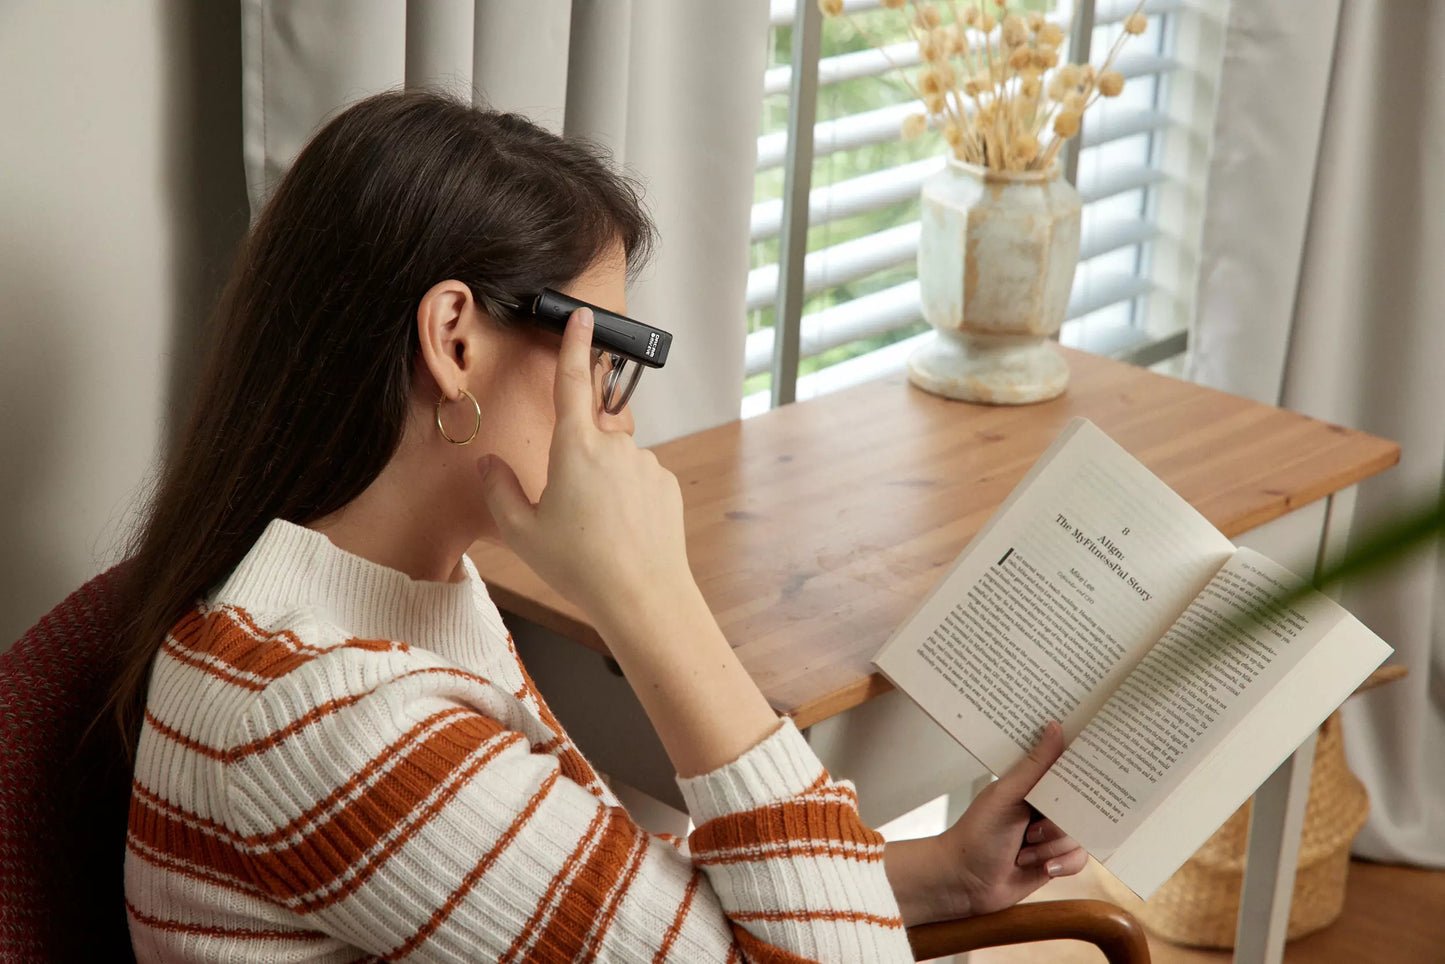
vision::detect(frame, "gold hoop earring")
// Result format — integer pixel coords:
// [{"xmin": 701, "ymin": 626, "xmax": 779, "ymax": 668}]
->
[{"xmin": 436, "ymin": 389, "xmax": 481, "ymax": 445}]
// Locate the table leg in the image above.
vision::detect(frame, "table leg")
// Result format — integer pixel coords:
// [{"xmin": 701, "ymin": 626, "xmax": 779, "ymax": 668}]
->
[
  {"xmin": 1231, "ymin": 490, "xmax": 1351, "ymax": 963},
  {"xmin": 1233, "ymin": 731, "xmax": 1318, "ymax": 963}
]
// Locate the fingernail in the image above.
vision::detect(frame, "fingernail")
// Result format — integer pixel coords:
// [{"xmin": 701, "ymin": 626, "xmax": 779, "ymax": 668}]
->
[
  {"xmin": 1018, "ymin": 851, "xmax": 1040, "ymax": 867},
  {"xmin": 578, "ymin": 307, "xmax": 594, "ymax": 329},
  {"xmin": 1027, "ymin": 824, "xmax": 1043, "ymax": 844},
  {"xmin": 1047, "ymin": 860, "xmax": 1065, "ymax": 877}
]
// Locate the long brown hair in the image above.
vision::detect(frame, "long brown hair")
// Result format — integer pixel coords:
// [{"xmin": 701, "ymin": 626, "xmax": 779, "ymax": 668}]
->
[{"xmin": 107, "ymin": 90, "xmax": 654, "ymax": 753}]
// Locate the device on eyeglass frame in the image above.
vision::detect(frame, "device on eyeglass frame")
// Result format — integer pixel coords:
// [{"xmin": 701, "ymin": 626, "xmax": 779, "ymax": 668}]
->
[{"xmin": 526, "ymin": 289, "xmax": 672, "ymax": 369}]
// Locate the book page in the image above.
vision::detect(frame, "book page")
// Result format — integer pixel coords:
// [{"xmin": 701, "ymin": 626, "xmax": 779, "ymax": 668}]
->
[
  {"xmin": 874, "ymin": 418, "xmax": 1236, "ymax": 779},
  {"xmin": 1109, "ymin": 622, "xmax": 1391, "ymax": 897},
  {"xmin": 1027, "ymin": 548, "xmax": 1391, "ymax": 897}
]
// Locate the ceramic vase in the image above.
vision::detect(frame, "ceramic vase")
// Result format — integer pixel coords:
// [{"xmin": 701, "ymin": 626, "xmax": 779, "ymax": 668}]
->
[{"xmin": 909, "ymin": 157, "xmax": 1082, "ymax": 404}]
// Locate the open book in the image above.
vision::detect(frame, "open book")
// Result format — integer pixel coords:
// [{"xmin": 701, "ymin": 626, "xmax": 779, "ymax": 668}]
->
[{"xmin": 873, "ymin": 418, "xmax": 1392, "ymax": 899}]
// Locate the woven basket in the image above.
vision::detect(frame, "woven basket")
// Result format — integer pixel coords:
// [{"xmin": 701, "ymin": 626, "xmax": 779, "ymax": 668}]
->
[{"xmin": 1101, "ymin": 710, "xmax": 1368, "ymax": 948}]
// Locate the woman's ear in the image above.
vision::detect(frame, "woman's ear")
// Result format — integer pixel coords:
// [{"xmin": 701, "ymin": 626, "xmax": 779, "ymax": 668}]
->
[{"xmin": 416, "ymin": 280, "xmax": 483, "ymax": 398}]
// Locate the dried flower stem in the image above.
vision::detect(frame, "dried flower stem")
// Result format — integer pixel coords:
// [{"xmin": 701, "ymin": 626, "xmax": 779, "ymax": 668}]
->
[
  {"xmin": 1058, "ymin": 0, "xmax": 1147, "ymax": 165},
  {"xmin": 1082, "ymin": 23, "xmax": 1135, "ymax": 113},
  {"xmin": 945, "ymin": 0, "xmax": 990, "ymax": 163},
  {"xmin": 845, "ymin": 13, "xmax": 926, "ymax": 103},
  {"xmin": 976, "ymin": 0, "xmax": 1006, "ymax": 165},
  {"xmin": 906, "ymin": 0, "xmax": 964, "ymax": 131}
]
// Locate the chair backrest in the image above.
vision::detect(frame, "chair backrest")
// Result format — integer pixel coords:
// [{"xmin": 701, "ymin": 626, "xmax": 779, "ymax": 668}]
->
[{"xmin": 0, "ymin": 565, "xmax": 137, "ymax": 962}]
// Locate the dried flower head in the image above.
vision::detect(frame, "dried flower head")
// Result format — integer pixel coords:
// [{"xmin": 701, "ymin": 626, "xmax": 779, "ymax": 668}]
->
[
  {"xmin": 858, "ymin": 0, "xmax": 1148, "ymax": 169},
  {"xmin": 1001, "ymin": 14, "xmax": 1029, "ymax": 47},
  {"xmin": 944, "ymin": 23, "xmax": 966, "ymax": 55},
  {"xmin": 1031, "ymin": 45, "xmax": 1059, "ymax": 70},
  {"xmin": 818, "ymin": 0, "xmax": 844, "ymax": 17},
  {"xmin": 1098, "ymin": 70, "xmax": 1125, "ymax": 97},
  {"xmin": 1014, "ymin": 132, "xmax": 1041, "ymax": 164},
  {"xmin": 914, "ymin": 4, "xmax": 942, "ymax": 30}
]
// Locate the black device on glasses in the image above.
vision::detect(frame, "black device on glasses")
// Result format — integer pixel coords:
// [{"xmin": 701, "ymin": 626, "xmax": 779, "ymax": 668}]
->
[{"xmin": 527, "ymin": 288, "xmax": 672, "ymax": 369}]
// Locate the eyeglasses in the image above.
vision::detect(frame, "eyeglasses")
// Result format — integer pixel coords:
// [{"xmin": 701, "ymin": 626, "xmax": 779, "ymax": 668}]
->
[
  {"xmin": 521, "ymin": 288, "xmax": 673, "ymax": 415},
  {"xmin": 593, "ymin": 350, "xmax": 644, "ymax": 416}
]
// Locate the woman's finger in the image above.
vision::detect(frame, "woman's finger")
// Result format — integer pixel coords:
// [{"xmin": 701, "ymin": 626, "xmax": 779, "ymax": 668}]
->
[
  {"xmin": 477, "ymin": 454, "xmax": 536, "ymax": 542},
  {"xmin": 1024, "ymin": 818, "xmax": 1067, "ymax": 846},
  {"xmin": 993, "ymin": 720, "xmax": 1066, "ymax": 801},
  {"xmin": 1030, "ymin": 846, "xmax": 1088, "ymax": 881},
  {"xmin": 553, "ymin": 307, "xmax": 596, "ymax": 426},
  {"xmin": 1016, "ymin": 833, "xmax": 1082, "ymax": 868}
]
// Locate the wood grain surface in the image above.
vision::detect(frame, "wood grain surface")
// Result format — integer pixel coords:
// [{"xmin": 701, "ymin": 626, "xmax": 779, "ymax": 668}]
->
[
  {"xmin": 967, "ymin": 858, "xmax": 1445, "ymax": 964},
  {"xmin": 468, "ymin": 348, "xmax": 1399, "ymax": 729}
]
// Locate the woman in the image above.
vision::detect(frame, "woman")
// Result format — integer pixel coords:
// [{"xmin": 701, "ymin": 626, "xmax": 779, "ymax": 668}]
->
[{"xmin": 114, "ymin": 91, "xmax": 1085, "ymax": 962}]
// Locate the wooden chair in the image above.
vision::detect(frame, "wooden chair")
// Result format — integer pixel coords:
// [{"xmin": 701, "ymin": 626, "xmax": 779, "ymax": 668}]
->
[
  {"xmin": 908, "ymin": 899, "xmax": 1149, "ymax": 961},
  {"xmin": 0, "ymin": 570, "xmax": 1148, "ymax": 963}
]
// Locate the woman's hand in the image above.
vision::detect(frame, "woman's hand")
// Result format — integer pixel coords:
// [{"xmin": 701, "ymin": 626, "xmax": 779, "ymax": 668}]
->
[
  {"xmin": 477, "ymin": 307, "xmax": 780, "ymax": 777},
  {"xmin": 477, "ymin": 308, "xmax": 696, "ymax": 636},
  {"xmin": 884, "ymin": 721, "xmax": 1088, "ymax": 925}
]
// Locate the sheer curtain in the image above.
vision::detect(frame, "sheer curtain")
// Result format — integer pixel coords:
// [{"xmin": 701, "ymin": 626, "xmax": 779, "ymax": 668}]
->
[
  {"xmin": 1191, "ymin": 0, "xmax": 1445, "ymax": 866},
  {"xmin": 240, "ymin": 0, "xmax": 770, "ymax": 445}
]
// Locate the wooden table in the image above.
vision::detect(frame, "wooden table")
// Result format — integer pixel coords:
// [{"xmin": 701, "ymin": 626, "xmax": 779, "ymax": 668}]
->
[{"xmin": 469, "ymin": 346, "xmax": 1399, "ymax": 964}]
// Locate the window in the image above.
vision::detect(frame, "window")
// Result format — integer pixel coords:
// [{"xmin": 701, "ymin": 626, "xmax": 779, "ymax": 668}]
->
[{"xmin": 744, "ymin": 0, "xmax": 1229, "ymax": 416}]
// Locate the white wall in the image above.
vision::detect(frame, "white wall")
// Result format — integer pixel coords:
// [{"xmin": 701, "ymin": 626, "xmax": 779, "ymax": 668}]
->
[{"xmin": 0, "ymin": 1, "xmax": 247, "ymax": 645}]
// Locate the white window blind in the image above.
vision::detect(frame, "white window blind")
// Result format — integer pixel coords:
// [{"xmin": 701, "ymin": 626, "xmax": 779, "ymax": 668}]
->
[{"xmin": 745, "ymin": 0, "xmax": 1227, "ymax": 416}]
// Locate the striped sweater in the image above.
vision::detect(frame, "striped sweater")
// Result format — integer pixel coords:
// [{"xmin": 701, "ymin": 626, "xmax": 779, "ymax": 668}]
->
[{"xmin": 125, "ymin": 519, "xmax": 910, "ymax": 962}]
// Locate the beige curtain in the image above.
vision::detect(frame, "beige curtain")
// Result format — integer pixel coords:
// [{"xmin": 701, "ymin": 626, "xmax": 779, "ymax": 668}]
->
[
  {"xmin": 241, "ymin": 0, "xmax": 770, "ymax": 445},
  {"xmin": 1191, "ymin": 0, "xmax": 1445, "ymax": 866}
]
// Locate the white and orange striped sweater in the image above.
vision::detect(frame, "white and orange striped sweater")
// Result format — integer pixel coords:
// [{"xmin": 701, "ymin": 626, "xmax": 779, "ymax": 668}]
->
[{"xmin": 125, "ymin": 519, "xmax": 910, "ymax": 962}]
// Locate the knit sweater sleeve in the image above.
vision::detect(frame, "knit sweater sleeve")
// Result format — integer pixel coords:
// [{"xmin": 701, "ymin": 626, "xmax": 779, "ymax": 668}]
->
[{"xmin": 220, "ymin": 648, "xmax": 910, "ymax": 963}]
